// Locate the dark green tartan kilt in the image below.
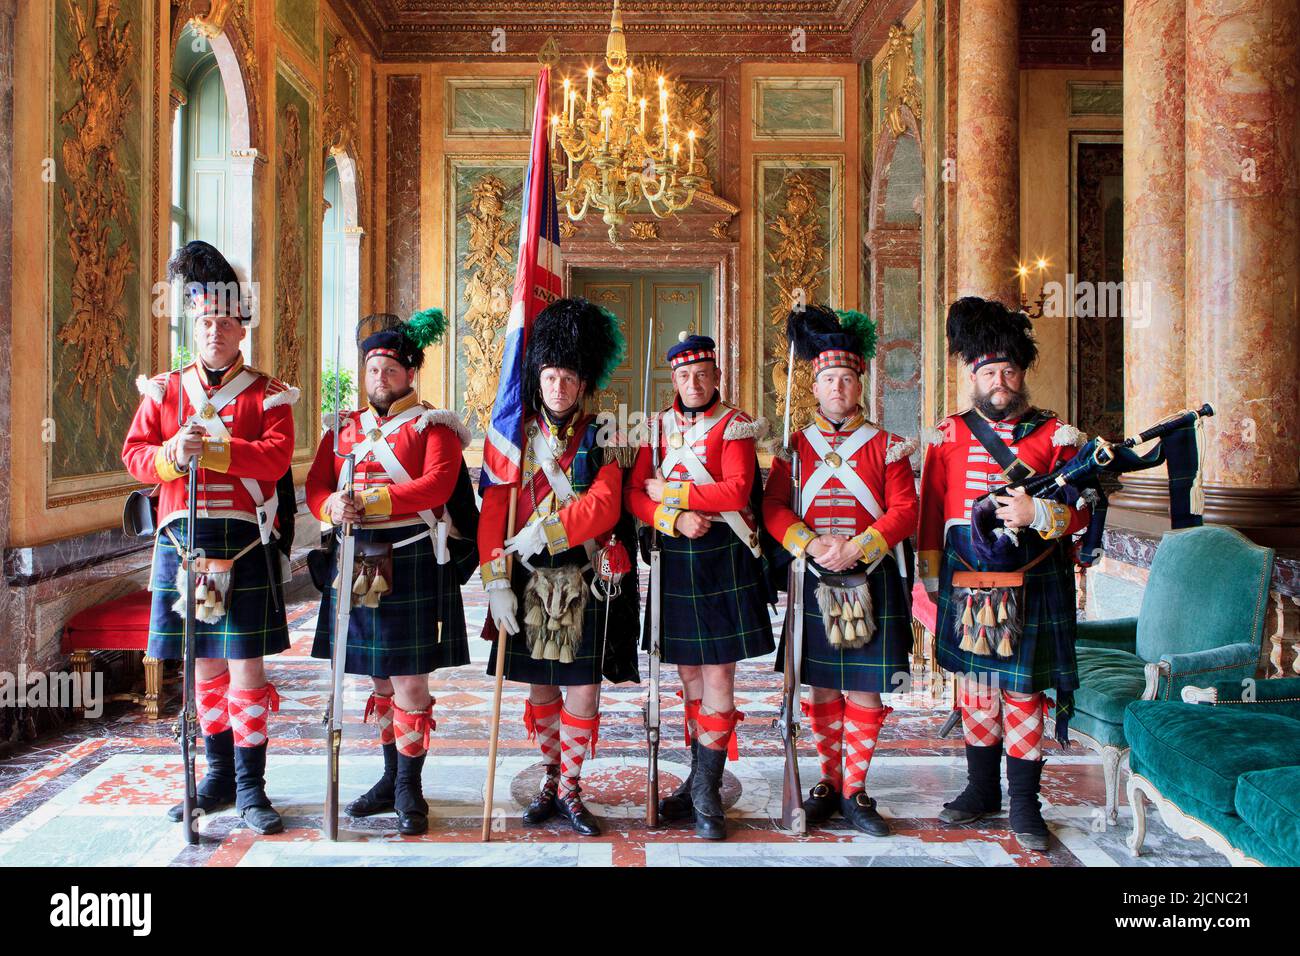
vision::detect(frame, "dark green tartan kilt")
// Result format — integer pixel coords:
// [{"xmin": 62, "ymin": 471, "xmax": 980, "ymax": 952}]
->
[
  {"xmin": 935, "ymin": 525, "xmax": 1079, "ymax": 694},
  {"xmin": 484, "ymin": 546, "xmax": 640, "ymax": 687},
  {"xmin": 148, "ymin": 518, "xmax": 290, "ymax": 661},
  {"xmin": 642, "ymin": 522, "xmax": 776, "ymax": 666},
  {"xmin": 312, "ymin": 525, "xmax": 469, "ymax": 678},
  {"xmin": 775, "ymin": 554, "xmax": 912, "ymax": 693}
]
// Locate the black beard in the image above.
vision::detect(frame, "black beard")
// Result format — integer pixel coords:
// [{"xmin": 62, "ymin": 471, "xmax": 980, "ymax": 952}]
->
[
  {"xmin": 973, "ymin": 384, "xmax": 1030, "ymax": 421},
  {"xmin": 369, "ymin": 384, "xmax": 412, "ymax": 416}
]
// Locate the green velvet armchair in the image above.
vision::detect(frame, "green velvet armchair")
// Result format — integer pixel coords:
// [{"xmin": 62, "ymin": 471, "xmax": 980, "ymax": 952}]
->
[
  {"xmin": 1125, "ymin": 677, "xmax": 1300, "ymax": 866},
  {"xmin": 1049, "ymin": 525, "xmax": 1274, "ymax": 823}
]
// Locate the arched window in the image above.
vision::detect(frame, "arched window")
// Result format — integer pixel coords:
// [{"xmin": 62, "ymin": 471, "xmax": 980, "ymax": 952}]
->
[{"xmin": 169, "ymin": 26, "xmax": 239, "ymax": 365}]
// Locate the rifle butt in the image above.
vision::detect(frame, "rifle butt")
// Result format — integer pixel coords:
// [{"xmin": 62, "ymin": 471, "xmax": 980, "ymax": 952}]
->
[{"xmin": 646, "ymin": 738, "xmax": 659, "ymax": 827}]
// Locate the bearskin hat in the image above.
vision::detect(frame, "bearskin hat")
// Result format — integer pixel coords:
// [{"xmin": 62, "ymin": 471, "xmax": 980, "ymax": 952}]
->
[
  {"xmin": 524, "ymin": 296, "xmax": 626, "ymax": 413},
  {"xmin": 786, "ymin": 304, "xmax": 878, "ymax": 374},
  {"xmin": 167, "ymin": 240, "xmax": 250, "ymax": 321},
  {"xmin": 945, "ymin": 296, "xmax": 1038, "ymax": 371},
  {"xmin": 357, "ymin": 308, "xmax": 447, "ymax": 371}
]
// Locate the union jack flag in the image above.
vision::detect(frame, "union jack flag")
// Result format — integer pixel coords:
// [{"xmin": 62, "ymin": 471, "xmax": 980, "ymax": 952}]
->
[{"xmin": 479, "ymin": 66, "xmax": 563, "ymax": 491}]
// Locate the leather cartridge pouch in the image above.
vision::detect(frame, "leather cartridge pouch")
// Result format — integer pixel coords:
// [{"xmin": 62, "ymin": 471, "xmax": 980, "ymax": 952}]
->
[
  {"xmin": 951, "ymin": 544, "xmax": 1055, "ymax": 659},
  {"xmin": 122, "ymin": 485, "xmax": 160, "ymax": 538}
]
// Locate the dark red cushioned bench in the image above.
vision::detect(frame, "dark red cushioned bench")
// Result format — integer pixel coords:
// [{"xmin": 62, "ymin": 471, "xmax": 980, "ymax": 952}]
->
[{"xmin": 62, "ymin": 590, "xmax": 161, "ymax": 718}]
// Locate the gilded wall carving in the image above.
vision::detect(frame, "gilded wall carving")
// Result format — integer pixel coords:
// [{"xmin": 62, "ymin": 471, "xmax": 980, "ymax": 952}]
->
[
  {"xmin": 880, "ymin": 23, "xmax": 922, "ymax": 137},
  {"xmin": 764, "ymin": 171, "xmax": 828, "ymax": 431},
  {"xmin": 53, "ymin": 0, "xmax": 139, "ymax": 475},
  {"xmin": 459, "ymin": 173, "xmax": 518, "ymax": 434},
  {"xmin": 274, "ymin": 66, "xmax": 314, "ymax": 448}
]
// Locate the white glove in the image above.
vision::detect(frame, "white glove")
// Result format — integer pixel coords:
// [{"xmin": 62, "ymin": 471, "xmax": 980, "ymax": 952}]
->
[
  {"xmin": 503, "ymin": 519, "xmax": 548, "ymax": 561},
  {"xmin": 488, "ymin": 587, "xmax": 519, "ymax": 636}
]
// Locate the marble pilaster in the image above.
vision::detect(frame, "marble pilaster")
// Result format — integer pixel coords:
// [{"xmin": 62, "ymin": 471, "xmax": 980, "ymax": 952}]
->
[
  {"xmin": 1109, "ymin": 0, "xmax": 1186, "ymax": 527},
  {"xmin": 954, "ymin": 0, "xmax": 1019, "ymax": 306},
  {"xmin": 1184, "ymin": 0, "xmax": 1300, "ymax": 541}
]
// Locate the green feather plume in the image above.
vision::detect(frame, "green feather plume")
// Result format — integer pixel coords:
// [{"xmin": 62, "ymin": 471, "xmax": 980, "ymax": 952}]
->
[
  {"xmin": 595, "ymin": 306, "xmax": 627, "ymax": 391},
  {"xmin": 835, "ymin": 309, "xmax": 878, "ymax": 362},
  {"xmin": 405, "ymin": 308, "xmax": 447, "ymax": 349}
]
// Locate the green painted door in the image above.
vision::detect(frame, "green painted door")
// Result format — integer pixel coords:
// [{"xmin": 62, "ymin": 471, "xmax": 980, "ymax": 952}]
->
[{"xmin": 571, "ymin": 269, "xmax": 714, "ymax": 415}]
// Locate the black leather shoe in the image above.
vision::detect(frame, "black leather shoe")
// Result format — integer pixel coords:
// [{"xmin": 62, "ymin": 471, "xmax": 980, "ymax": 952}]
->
[
  {"xmin": 690, "ymin": 745, "xmax": 728, "ymax": 841},
  {"xmin": 234, "ymin": 742, "xmax": 284, "ymax": 834},
  {"xmin": 802, "ymin": 780, "xmax": 839, "ymax": 827},
  {"xmin": 1007, "ymin": 755, "xmax": 1051, "ymax": 852},
  {"xmin": 939, "ymin": 742, "xmax": 1004, "ymax": 824},
  {"xmin": 658, "ymin": 740, "xmax": 697, "ymax": 822},
  {"xmin": 555, "ymin": 786, "xmax": 602, "ymax": 837},
  {"xmin": 394, "ymin": 752, "xmax": 429, "ymax": 836},
  {"xmin": 169, "ymin": 729, "xmax": 236, "ymax": 822},
  {"xmin": 347, "ymin": 742, "xmax": 398, "ymax": 817},
  {"xmin": 523, "ymin": 766, "xmax": 560, "ymax": 825},
  {"xmin": 840, "ymin": 791, "xmax": 891, "ymax": 836}
]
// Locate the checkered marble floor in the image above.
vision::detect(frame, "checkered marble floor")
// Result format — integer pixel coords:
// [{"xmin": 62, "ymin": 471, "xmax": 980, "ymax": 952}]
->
[{"xmin": 0, "ymin": 574, "xmax": 1226, "ymax": 867}]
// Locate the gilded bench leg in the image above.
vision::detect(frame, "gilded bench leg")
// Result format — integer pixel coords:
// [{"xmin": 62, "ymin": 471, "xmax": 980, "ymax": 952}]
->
[
  {"xmin": 69, "ymin": 650, "xmax": 93, "ymax": 718},
  {"xmin": 143, "ymin": 656, "xmax": 162, "ymax": 720}
]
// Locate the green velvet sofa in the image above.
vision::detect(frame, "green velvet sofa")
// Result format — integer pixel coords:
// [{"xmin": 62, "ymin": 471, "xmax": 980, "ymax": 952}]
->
[
  {"xmin": 1124, "ymin": 677, "xmax": 1300, "ymax": 866},
  {"xmin": 1048, "ymin": 526, "xmax": 1274, "ymax": 823}
]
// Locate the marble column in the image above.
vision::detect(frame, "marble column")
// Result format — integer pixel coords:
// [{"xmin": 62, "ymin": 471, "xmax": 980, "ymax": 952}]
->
[
  {"xmin": 1184, "ymin": 0, "xmax": 1300, "ymax": 542},
  {"xmin": 1109, "ymin": 0, "xmax": 1185, "ymax": 527},
  {"xmin": 955, "ymin": 0, "xmax": 1019, "ymax": 306}
]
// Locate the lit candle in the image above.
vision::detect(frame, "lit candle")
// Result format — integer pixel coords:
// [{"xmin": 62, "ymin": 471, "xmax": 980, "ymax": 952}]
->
[
  {"xmin": 550, "ymin": 114, "xmax": 558, "ymax": 150},
  {"xmin": 661, "ymin": 112, "xmax": 668, "ymax": 150},
  {"xmin": 562, "ymin": 76, "xmax": 570, "ymax": 118},
  {"xmin": 639, "ymin": 97, "xmax": 646, "ymax": 134},
  {"xmin": 586, "ymin": 68, "xmax": 594, "ymax": 109},
  {"xmin": 688, "ymin": 129, "xmax": 695, "ymax": 168},
  {"xmin": 1017, "ymin": 264, "xmax": 1028, "ymax": 299},
  {"xmin": 626, "ymin": 67, "xmax": 633, "ymax": 103},
  {"xmin": 602, "ymin": 107, "xmax": 611, "ymax": 143},
  {"xmin": 672, "ymin": 141, "xmax": 680, "ymax": 165}
]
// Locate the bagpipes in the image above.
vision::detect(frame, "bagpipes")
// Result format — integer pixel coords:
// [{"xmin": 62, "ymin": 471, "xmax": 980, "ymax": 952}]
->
[
  {"xmin": 938, "ymin": 404, "xmax": 1213, "ymax": 744},
  {"xmin": 969, "ymin": 404, "xmax": 1214, "ymax": 568}
]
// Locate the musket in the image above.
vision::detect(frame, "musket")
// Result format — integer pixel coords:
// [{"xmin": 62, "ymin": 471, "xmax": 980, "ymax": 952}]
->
[
  {"xmin": 776, "ymin": 339, "xmax": 806, "ymax": 834},
  {"xmin": 176, "ymin": 364, "xmax": 200, "ymax": 845},
  {"xmin": 323, "ymin": 328, "xmax": 357, "ymax": 841},
  {"xmin": 643, "ymin": 317, "xmax": 662, "ymax": 827}
]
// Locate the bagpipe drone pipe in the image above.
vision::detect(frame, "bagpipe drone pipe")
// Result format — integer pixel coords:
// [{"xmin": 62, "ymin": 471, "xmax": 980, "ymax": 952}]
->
[{"xmin": 968, "ymin": 404, "xmax": 1214, "ymax": 568}]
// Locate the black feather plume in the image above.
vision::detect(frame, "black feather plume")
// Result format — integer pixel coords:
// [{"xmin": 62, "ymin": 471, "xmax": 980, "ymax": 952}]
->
[{"xmin": 786, "ymin": 304, "xmax": 844, "ymax": 362}]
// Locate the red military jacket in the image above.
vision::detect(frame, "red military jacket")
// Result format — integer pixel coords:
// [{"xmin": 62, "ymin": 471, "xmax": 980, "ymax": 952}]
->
[
  {"xmin": 478, "ymin": 411, "xmax": 622, "ymax": 587},
  {"xmin": 122, "ymin": 357, "xmax": 296, "ymax": 530},
  {"xmin": 916, "ymin": 409, "xmax": 1090, "ymax": 589},
  {"xmin": 763, "ymin": 408, "xmax": 919, "ymax": 565},
  {"xmin": 305, "ymin": 390, "xmax": 469, "ymax": 531},
  {"xmin": 624, "ymin": 393, "xmax": 766, "ymax": 548}
]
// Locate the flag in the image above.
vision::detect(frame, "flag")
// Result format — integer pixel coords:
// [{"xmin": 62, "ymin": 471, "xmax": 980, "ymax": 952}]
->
[{"xmin": 479, "ymin": 66, "xmax": 563, "ymax": 491}]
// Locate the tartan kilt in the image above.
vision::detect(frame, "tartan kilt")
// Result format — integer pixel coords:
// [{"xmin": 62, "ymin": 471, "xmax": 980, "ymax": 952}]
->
[
  {"xmin": 484, "ymin": 544, "xmax": 639, "ymax": 687},
  {"xmin": 776, "ymin": 554, "xmax": 912, "ymax": 692},
  {"xmin": 147, "ymin": 518, "xmax": 290, "ymax": 661},
  {"xmin": 643, "ymin": 522, "xmax": 775, "ymax": 666},
  {"xmin": 935, "ymin": 525, "xmax": 1079, "ymax": 694},
  {"xmin": 312, "ymin": 525, "xmax": 469, "ymax": 678}
]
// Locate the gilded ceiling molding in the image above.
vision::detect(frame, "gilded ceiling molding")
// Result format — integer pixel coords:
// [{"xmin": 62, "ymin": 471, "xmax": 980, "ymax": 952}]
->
[{"xmin": 323, "ymin": 33, "xmax": 366, "ymax": 226}]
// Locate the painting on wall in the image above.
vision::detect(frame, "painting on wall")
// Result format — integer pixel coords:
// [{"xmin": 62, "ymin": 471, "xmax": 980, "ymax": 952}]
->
[
  {"xmin": 753, "ymin": 78, "xmax": 843, "ymax": 140},
  {"xmin": 275, "ymin": 0, "xmax": 318, "ymax": 64},
  {"xmin": 50, "ymin": 0, "xmax": 150, "ymax": 487},
  {"xmin": 755, "ymin": 156, "xmax": 842, "ymax": 427},
  {"xmin": 446, "ymin": 158, "xmax": 526, "ymax": 439},
  {"xmin": 275, "ymin": 63, "xmax": 316, "ymax": 453}
]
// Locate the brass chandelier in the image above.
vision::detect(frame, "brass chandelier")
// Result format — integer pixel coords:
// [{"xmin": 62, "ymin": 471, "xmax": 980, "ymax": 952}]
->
[{"xmin": 549, "ymin": 0, "xmax": 704, "ymax": 244}]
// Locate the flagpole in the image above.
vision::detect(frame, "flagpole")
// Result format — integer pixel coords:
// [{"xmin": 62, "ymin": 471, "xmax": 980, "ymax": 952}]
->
[{"xmin": 480, "ymin": 487, "xmax": 516, "ymax": 842}]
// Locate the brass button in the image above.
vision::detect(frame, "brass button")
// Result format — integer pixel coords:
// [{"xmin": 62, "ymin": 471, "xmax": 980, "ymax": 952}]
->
[
  {"xmin": 201, "ymin": 403, "xmax": 216, "ymax": 420},
  {"xmin": 367, "ymin": 428, "xmax": 382, "ymax": 442},
  {"xmin": 824, "ymin": 451, "xmax": 842, "ymax": 468},
  {"xmin": 669, "ymin": 432, "xmax": 685, "ymax": 449}
]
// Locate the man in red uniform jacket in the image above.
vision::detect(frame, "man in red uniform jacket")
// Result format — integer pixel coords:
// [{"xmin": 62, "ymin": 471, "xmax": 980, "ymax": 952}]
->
[
  {"xmin": 763, "ymin": 305, "xmax": 918, "ymax": 834},
  {"xmin": 306, "ymin": 311, "xmax": 473, "ymax": 835},
  {"xmin": 918, "ymin": 297, "xmax": 1089, "ymax": 851},
  {"xmin": 122, "ymin": 241, "xmax": 296, "ymax": 835}
]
